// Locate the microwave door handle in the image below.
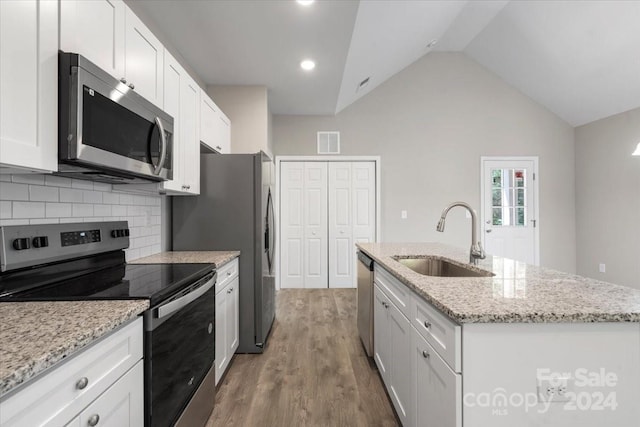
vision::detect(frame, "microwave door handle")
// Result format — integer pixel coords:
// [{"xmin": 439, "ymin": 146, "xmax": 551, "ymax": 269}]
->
[{"xmin": 153, "ymin": 117, "xmax": 168, "ymax": 175}]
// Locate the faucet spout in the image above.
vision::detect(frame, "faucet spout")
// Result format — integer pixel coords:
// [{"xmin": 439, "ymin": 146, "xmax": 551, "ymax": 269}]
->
[{"xmin": 436, "ymin": 201, "xmax": 486, "ymax": 265}]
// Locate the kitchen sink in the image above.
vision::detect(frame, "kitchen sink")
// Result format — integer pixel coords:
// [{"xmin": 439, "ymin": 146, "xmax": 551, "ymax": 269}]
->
[{"xmin": 393, "ymin": 256, "xmax": 495, "ymax": 278}]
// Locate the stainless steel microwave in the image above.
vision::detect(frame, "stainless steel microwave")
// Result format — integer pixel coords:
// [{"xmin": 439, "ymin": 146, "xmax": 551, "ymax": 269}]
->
[{"xmin": 57, "ymin": 52, "xmax": 173, "ymax": 184}]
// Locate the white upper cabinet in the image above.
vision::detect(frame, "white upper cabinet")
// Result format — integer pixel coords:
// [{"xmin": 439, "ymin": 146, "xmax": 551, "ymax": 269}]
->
[
  {"xmin": 161, "ymin": 51, "xmax": 184, "ymax": 194},
  {"xmin": 200, "ymin": 91, "xmax": 231, "ymax": 153},
  {"xmin": 59, "ymin": 0, "xmax": 125, "ymax": 79},
  {"xmin": 181, "ymin": 74, "xmax": 200, "ymax": 195},
  {"xmin": 124, "ymin": 7, "xmax": 163, "ymax": 107},
  {"xmin": 0, "ymin": 0, "xmax": 58, "ymax": 173}
]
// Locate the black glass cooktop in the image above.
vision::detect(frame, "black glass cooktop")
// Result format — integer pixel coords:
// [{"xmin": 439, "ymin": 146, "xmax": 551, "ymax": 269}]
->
[{"xmin": 0, "ymin": 251, "xmax": 214, "ymax": 306}]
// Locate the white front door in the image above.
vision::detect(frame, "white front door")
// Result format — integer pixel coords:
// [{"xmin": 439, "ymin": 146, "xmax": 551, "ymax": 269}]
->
[{"xmin": 481, "ymin": 158, "xmax": 539, "ymax": 265}]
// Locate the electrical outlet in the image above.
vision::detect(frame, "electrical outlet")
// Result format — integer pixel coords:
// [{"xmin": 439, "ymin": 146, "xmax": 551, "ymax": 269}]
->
[
  {"xmin": 599, "ymin": 263, "xmax": 606, "ymax": 273},
  {"xmin": 401, "ymin": 210, "xmax": 407, "ymax": 219},
  {"xmin": 537, "ymin": 377, "xmax": 572, "ymax": 402}
]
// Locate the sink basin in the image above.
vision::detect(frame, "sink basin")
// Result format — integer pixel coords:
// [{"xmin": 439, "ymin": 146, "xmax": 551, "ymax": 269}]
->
[{"xmin": 393, "ymin": 256, "xmax": 494, "ymax": 278}]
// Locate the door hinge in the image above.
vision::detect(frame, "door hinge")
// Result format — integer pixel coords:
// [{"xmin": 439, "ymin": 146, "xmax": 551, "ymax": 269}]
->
[
  {"xmin": 533, "ymin": 173, "xmax": 536, "ymax": 180},
  {"xmin": 531, "ymin": 219, "xmax": 537, "ymax": 228}
]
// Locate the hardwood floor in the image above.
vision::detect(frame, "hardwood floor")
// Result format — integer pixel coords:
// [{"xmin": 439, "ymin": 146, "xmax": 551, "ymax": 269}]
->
[{"xmin": 206, "ymin": 289, "xmax": 399, "ymax": 427}]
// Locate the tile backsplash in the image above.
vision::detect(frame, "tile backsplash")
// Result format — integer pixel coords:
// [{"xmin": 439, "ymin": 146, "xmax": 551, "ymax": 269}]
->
[{"xmin": 0, "ymin": 174, "xmax": 163, "ymax": 261}]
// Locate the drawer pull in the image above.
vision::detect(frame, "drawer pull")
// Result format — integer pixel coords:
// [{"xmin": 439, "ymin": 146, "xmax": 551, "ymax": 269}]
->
[
  {"xmin": 87, "ymin": 414, "xmax": 100, "ymax": 426},
  {"xmin": 227, "ymin": 272, "xmax": 231, "ymax": 276},
  {"xmin": 424, "ymin": 320, "xmax": 432, "ymax": 329},
  {"xmin": 422, "ymin": 350, "xmax": 430, "ymax": 359},
  {"xmin": 382, "ymin": 302, "xmax": 389, "ymax": 309},
  {"xmin": 76, "ymin": 377, "xmax": 89, "ymax": 390}
]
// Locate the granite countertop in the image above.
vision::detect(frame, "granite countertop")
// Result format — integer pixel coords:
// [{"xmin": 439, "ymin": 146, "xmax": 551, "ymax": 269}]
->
[
  {"xmin": 357, "ymin": 242, "xmax": 640, "ymax": 324},
  {"xmin": 129, "ymin": 251, "xmax": 240, "ymax": 267},
  {"xmin": 0, "ymin": 300, "xmax": 149, "ymax": 398}
]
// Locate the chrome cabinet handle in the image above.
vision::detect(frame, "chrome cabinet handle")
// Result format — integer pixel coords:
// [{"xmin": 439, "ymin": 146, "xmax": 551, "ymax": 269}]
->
[
  {"xmin": 422, "ymin": 350, "xmax": 430, "ymax": 359},
  {"xmin": 216, "ymin": 145, "xmax": 222, "ymax": 150},
  {"xmin": 382, "ymin": 302, "xmax": 389, "ymax": 309},
  {"xmin": 424, "ymin": 320, "xmax": 431, "ymax": 329},
  {"xmin": 87, "ymin": 414, "xmax": 100, "ymax": 426},
  {"xmin": 120, "ymin": 77, "xmax": 127, "ymax": 84},
  {"xmin": 76, "ymin": 377, "xmax": 89, "ymax": 390},
  {"xmin": 227, "ymin": 272, "xmax": 231, "ymax": 276},
  {"xmin": 128, "ymin": 83, "xmax": 135, "ymax": 90},
  {"xmin": 153, "ymin": 117, "xmax": 167, "ymax": 175},
  {"xmin": 227, "ymin": 287, "xmax": 233, "ymax": 294}
]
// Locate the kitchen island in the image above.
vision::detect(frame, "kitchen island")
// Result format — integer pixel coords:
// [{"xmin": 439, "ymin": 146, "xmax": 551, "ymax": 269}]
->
[{"xmin": 357, "ymin": 242, "xmax": 640, "ymax": 427}]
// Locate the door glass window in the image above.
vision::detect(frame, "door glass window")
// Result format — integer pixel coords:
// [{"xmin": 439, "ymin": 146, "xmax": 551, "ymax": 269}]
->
[{"xmin": 491, "ymin": 168, "xmax": 527, "ymax": 227}]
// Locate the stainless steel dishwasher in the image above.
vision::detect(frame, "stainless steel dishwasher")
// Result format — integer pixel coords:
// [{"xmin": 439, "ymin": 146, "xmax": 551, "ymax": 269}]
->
[{"xmin": 357, "ymin": 251, "xmax": 375, "ymax": 358}]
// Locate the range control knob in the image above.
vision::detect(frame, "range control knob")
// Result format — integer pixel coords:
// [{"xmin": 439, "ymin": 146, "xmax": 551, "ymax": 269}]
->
[
  {"xmin": 111, "ymin": 229, "xmax": 130, "ymax": 238},
  {"xmin": 12, "ymin": 238, "xmax": 31, "ymax": 250},
  {"xmin": 111, "ymin": 230, "xmax": 120, "ymax": 238},
  {"xmin": 32, "ymin": 236, "xmax": 49, "ymax": 248}
]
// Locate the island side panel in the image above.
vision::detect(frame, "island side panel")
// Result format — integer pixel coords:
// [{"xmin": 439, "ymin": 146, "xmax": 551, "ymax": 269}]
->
[{"xmin": 462, "ymin": 322, "xmax": 640, "ymax": 427}]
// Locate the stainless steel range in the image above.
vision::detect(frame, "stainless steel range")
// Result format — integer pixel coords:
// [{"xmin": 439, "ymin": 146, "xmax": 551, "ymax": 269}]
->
[{"xmin": 0, "ymin": 221, "xmax": 216, "ymax": 427}]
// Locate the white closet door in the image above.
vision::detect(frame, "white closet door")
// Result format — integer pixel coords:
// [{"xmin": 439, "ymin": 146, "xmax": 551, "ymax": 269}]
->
[
  {"xmin": 280, "ymin": 162, "xmax": 305, "ymax": 288},
  {"xmin": 303, "ymin": 163, "xmax": 328, "ymax": 288},
  {"xmin": 328, "ymin": 163, "xmax": 354, "ymax": 288},
  {"xmin": 352, "ymin": 162, "xmax": 376, "ymax": 283}
]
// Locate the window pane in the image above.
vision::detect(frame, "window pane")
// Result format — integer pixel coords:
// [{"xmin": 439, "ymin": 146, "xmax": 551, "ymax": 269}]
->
[
  {"xmin": 515, "ymin": 170, "xmax": 526, "ymax": 188},
  {"xmin": 516, "ymin": 189, "xmax": 526, "ymax": 207},
  {"xmin": 516, "ymin": 207, "xmax": 526, "ymax": 226},
  {"xmin": 492, "ymin": 169, "xmax": 502, "ymax": 187},
  {"xmin": 492, "ymin": 208, "xmax": 502, "ymax": 226},
  {"xmin": 492, "ymin": 189, "xmax": 502, "ymax": 207}
]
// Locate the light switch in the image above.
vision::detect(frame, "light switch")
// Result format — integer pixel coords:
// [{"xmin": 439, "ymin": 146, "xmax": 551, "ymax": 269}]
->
[
  {"xmin": 599, "ymin": 263, "xmax": 606, "ymax": 273},
  {"xmin": 401, "ymin": 210, "xmax": 407, "ymax": 219}
]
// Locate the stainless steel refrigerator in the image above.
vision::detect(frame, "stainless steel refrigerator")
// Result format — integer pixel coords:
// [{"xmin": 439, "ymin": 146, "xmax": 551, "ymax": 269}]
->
[{"xmin": 172, "ymin": 151, "xmax": 276, "ymax": 353}]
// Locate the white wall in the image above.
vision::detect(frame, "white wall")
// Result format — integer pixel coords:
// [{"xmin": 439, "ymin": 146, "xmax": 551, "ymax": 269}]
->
[
  {"xmin": 0, "ymin": 175, "xmax": 163, "ymax": 261},
  {"xmin": 207, "ymin": 85, "xmax": 272, "ymax": 157},
  {"xmin": 274, "ymin": 53, "xmax": 576, "ymax": 273},
  {"xmin": 575, "ymin": 107, "xmax": 640, "ymax": 289}
]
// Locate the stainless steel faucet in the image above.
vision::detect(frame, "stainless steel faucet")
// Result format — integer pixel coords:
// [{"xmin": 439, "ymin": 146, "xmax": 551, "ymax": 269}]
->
[{"xmin": 436, "ymin": 201, "xmax": 486, "ymax": 265}]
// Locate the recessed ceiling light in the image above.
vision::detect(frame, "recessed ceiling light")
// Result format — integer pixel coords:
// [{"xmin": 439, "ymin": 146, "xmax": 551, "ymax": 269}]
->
[
  {"xmin": 297, "ymin": 0, "xmax": 314, "ymax": 6},
  {"xmin": 300, "ymin": 59, "xmax": 316, "ymax": 71}
]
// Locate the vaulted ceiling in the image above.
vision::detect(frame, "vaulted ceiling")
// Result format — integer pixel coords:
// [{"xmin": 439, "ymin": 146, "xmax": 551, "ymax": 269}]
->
[{"xmin": 129, "ymin": 0, "xmax": 640, "ymax": 126}]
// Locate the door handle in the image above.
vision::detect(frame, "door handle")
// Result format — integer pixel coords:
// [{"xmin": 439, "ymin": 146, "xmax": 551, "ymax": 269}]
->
[{"xmin": 152, "ymin": 117, "xmax": 168, "ymax": 175}]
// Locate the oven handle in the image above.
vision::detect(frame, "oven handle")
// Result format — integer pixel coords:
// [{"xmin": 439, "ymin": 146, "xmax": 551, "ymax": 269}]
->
[
  {"xmin": 156, "ymin": 272, "xmax": 216, "ymax": 319},
  {"xmin": 153, "ymin": 116, "xmax": 168, "ymax": 175}
]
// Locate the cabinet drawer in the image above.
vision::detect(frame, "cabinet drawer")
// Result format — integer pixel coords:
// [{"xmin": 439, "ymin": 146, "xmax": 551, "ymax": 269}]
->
[
  {"xmin": 413, "ymin": 296, "xmax": 461, "ymax": 373},
  {"xmin": 1, "ymin": 318, "xmax": 143, "ymax": 427},
  {"xmin": 374, "ymin": 265, "xmax": 412, "ymax": 321},
  {"xmin": 216, "ymin": 258, "xmax": 239, "ymax": 294}
]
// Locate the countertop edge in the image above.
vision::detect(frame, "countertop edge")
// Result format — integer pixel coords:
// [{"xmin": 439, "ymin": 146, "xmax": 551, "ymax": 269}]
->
[{"xmin": 128, "ymin": 251, "xmax": 240, "ymax": 267}]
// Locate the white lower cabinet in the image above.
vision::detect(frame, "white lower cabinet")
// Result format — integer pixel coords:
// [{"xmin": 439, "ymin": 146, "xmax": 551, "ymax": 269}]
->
[
  {"xmin": 413, "ymin": 327, "xmax": 462, "ymax": 427},
  {"xmin": 374, "ymin": 266, "xmax": 460, "ymax": 427},
  {"xmin": 215, "ymin": 259, "xmax": 240, "ymax": 385},
  {"xmin": 0, "ymin": 318, "xmax": 143, "ymax": 427},
  {"xmin": 374, "ymin": 284, "xmax": 414, "ymax": 427}
]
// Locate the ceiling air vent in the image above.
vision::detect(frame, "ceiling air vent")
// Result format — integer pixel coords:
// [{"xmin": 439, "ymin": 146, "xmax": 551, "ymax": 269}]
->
[{"xmin": 317, "ymin": 131, "xmax": 340, "ymax": 154}]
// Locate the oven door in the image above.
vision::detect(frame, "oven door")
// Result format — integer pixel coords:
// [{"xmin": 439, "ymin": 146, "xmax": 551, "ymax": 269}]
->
[
  {"xmin": 60, "ymin": 53, "xmax": 173, "ymax": 181},
  {"xmin": 145, "ymin": 272, "xmax": 216, "ymax": 427}
]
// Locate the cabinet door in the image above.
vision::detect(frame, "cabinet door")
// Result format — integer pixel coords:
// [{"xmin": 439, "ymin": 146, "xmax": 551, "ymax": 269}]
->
[
  {"xmin": 124, "ymin": 7, "xmax": 163, "ymax": 107},
  {"xmin": 200, "ymin": 92, "xmax": 218, "ymax": 152},
  {"xmin": 217, "ymin": 112, "xmax": 231, "ymax": 154},
  {"xmin": 59, "ymin": 0, "xmax": 125, "ymax": 79},
  {"xmin": 215, "ymin": 289, "xmax": 228, "ymax": 385},
  {"xmin": 228, "ymin": 276, "xmax": 240, "ymax": 353},
  {"xmin": 373, "ymin": 285, "xmax": 390, "ymax": 384},
  {"xmin": 180, "ymin": 76, "xmax": 200, "ymax": 194},
  {"xmin": 79, "ymin": 361, "xmax": 144, "ymax": 427},
  {"xmin": 0, "ymin": 0, "xmax": 57, "ymax": 173},
  {"xmin": 161, "ymin": 50, "xmax": 184, "ymax": 193},
  {"xmin": 414, "ymin": 328, "xmax": 462, "ymax": 427},
  {"xmin": 388, "ymin": 302, "xmax": 415, "ymax": 427}
]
